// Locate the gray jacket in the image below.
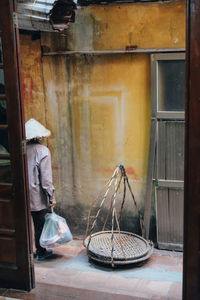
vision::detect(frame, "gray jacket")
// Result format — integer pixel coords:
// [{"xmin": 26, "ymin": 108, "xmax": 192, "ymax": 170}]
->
[{"xmin": 27, "ymin": 142, "xmax": 55, "ymax": 211}]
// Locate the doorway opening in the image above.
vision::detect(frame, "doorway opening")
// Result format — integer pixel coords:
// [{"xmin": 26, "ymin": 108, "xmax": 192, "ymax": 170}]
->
[{"xmin": 0, "ymin": 0, "xmax": 200, "ymax": 299}]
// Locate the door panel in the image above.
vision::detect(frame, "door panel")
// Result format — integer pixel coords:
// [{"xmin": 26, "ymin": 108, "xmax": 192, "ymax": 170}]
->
[
  {"xmin": 157, "ymin": 121, "xmax": 184, "ymax": 180},
  {"xmin": 156, "ymin": 187, "xmax": 183, "ymax": 250},
  {"xmin": 0, "ymin": 0, "xmax": 34, "ymax": 290},
  {"xmin": 165, "ymin": 122, "xmax": 184, "ymax": 180},
  {"xmin": 0, "ymin": 201, "xmax": 15, "ymax": 230},
  {"xmin": 0, "ymin": 237, "xmax": 16, "ymax": 265},
  {"xmin": 149, "ymin": 53, "xmax": 185, "ymax": 250}
]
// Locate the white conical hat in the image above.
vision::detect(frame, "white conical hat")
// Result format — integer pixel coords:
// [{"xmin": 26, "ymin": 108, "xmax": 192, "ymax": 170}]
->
[{"xmin": 25, "ymin": 118, "xmax": 51, "ymax": 140}]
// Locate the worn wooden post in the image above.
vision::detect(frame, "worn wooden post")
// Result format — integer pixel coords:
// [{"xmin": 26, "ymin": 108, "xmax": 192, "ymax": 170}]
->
[{"xmin": 183, "ymin": 0, "xmax": 200, "ymax": 299}]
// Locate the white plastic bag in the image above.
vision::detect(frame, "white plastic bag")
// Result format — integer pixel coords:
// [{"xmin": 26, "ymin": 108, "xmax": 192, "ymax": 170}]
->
[{"xmin": 40, "ymin": 212, "xmax": 72, "ymax": 248}]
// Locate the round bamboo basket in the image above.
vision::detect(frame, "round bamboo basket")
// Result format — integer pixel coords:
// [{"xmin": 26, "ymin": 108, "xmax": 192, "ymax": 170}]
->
[{"xmin": 84, "ymin": 231, "xmax": 153, "ymax": 265}]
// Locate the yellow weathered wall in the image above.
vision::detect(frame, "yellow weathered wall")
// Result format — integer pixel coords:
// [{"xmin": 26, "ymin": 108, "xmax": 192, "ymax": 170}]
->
[
  {"xmin": 20, "ymin": 34, "xmax": 46, "ymax": 125},
  {"xmin": 68, "ymin": 1, "xmax": 185, "ymax": 50},
  {"xmin": 20, "ymin": 1, "xmax": 186, "ymax": 235}
]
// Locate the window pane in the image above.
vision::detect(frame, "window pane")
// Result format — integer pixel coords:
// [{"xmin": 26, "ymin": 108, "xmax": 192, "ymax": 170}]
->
[
  {"xmin": 0, "ymin": 144, "xmax": 11, "ymax": 183},
  {"xmin": 0, "ymin": 37, "xmax": 3, "ymax": 64},
  {"xmin": 0, "ymin": 100, "xmax": 7, "ymax": 124},
  {"xmin": 0, "ymin": 69, "xmax": 5, "ymax": 94},
  {"xmin": 0, "ymin": 162, "xmax": 11, "ymax": 183},
  {"xmin": 158, "ymin": 60, "xmax": 185, "ymax": 111},
  {"xmin": 0, "ymin": 129, "xmax": 9, "ymax": 153}
]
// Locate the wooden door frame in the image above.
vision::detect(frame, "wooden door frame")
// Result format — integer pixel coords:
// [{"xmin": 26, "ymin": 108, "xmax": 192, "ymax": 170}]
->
[
  {"xmin": 0, "ymin": 0, "xmax": 34, "ymax": 290},
  {"xmin": 183, "ymin": 0, "xmax": 200, "ymax": 299}
]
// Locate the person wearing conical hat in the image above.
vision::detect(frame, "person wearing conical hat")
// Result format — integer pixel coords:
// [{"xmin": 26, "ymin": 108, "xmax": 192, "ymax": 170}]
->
[{"xmin": 25, "ymin": 118, "xmax": 56, "ymax": 261}]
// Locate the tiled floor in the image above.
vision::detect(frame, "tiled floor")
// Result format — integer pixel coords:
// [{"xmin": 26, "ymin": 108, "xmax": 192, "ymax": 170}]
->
[{"xmin": 0, "ymin": 239, "xmax": 183, "ymax": 299}]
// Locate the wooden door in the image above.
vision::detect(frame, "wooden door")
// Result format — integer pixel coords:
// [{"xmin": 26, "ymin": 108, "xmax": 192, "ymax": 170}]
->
[
  {"xmin": 144, "ymin": 53, "xmax": 185, "ymax": 249},
  {"xmin": 0, "ymin": 0, "xmax": 34, "ymax": 290},
  {"xmin": 151, "ymin": 53, "xmax": 185, "ymax": 251}
]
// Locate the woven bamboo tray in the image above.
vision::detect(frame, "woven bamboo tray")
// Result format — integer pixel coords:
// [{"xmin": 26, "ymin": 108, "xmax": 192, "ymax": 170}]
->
[{"xmin": 84, "ymin": 231, "xmax": 153, "ymax": 265}]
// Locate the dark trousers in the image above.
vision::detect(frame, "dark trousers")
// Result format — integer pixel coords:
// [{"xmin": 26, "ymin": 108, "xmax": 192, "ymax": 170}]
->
[{"xmin": 31, "ymin": 208, "xmax": 51, "ymax": 256}]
